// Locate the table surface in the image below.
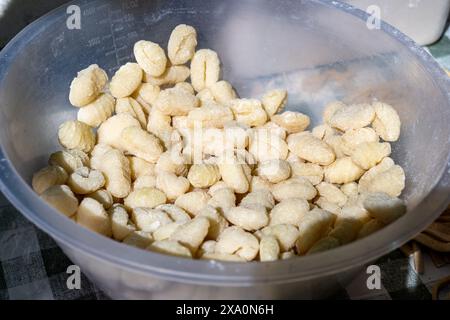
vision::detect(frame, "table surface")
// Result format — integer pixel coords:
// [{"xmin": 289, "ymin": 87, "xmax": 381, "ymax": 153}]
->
[{"xmin": 1, "ymin": 2, "xmax": 450, "ymax": 300}]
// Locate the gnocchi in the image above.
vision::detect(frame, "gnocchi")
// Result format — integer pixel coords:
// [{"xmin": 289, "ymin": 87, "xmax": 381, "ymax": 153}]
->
[{"xmin": 34, "ymin": 24, "xmax": 409, "ymax": 263}]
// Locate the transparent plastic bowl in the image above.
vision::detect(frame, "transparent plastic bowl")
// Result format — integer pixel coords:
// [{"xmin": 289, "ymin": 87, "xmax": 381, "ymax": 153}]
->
[{"xmin": 0, "ymin": 0, "xmax": 449, "ymax": 299}]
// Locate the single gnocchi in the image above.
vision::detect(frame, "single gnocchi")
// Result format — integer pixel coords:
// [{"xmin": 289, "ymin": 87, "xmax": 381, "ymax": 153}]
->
[
  {"xmin": 134, "ymin": 40, "xmax": 167, "ymax": 77},
  {"xmin": 58, "ymin": 120, "xmax": 96, "ymax": 153},
  {"xmin": 32, "ymin": 165, "xmax": 68, "ymax": 194},
  {"xmin": 287, "ymin": 132, "xmax": 335, "ymax": 166},
  {"xmin": 110, "ymin": 63, "xmax": 143, "ymax": 98},
  {"xmin": 168, "ymin": 24, "xmax": 198, "ymax": 65},
  {"xmin": 69, "ymin": 64, "xmax": 108, "ymax": 107},
  {"xmin": 190, "ymin": 49, "xmax": 221, "ymax": 92}
]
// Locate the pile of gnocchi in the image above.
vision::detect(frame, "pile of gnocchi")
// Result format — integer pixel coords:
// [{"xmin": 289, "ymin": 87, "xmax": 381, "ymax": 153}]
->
[{"xmin": 32, "ymin": 24, "xmax": 407, "ymax": 262}]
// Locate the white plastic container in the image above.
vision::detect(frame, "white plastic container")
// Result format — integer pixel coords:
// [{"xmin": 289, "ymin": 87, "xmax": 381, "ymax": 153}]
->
[{"xmin": 345, "ymin": 0, "xmax": 450, "ymax": 45}]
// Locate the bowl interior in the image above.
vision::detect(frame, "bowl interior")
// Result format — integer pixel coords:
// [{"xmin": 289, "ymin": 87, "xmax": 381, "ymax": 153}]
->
[{"xmin": 0, "ymin": 0, "xmax": 449, "ymax": 282}]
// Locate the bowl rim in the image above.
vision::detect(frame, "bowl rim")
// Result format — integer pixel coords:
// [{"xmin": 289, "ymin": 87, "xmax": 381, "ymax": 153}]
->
[{"xmin": 0, "ymin": 0, "xmax": 449, "ymax": 286}]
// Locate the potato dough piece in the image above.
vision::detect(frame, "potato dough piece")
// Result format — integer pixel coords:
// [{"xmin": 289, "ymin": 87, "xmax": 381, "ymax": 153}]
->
[
  {"xmin": 316, "ymin": 182, "xmax": 348, "ymax": 207},
  {"xmin": 287, "ymin": 132, "xmax": 335, "ymax": 165},
  {"xmin": 146, "ymin": 108, "xmax": 173, "ymax": 149},
  {"xmin": 188, "ymin": 164, "xmax": 221, "ymax": 188},
  {"xmin": 175, "ymin": 191, "xmax": 211, "ymax": 216},
  {"xmin": 155, "ymin": 87, "xmax": 199, "ymax": 116},
  {"xmin": 210, "ymin": 81, "xmax": 237, "ymax": 104},
  {"xmin": 156, "ymin": 204, "xmax": 191, "ymax": 223},
  {"xmin": 58, "ymin": 120, "xmax": 96, "ymax": 153},
  {"xmin": 324, "ymin": 134, "xmax": 346, "ymax": 159},
  {"xmin": 307, "ymin": 236, "xmax": 340, "ymax": 254},
  {"xmin": 358, "ymin": 157, "xmax": 395, "ymax": 192},
  {"xmin": 132, "ymin": 83, "xmax": 160, "ymax": 113},
  {"xmin": 295, "ymin": 208, "xmax": 335, "ymax": 254},
  {"xmin": 363, "ymin": 165, "xmax": 405, "ymax": 197},
  {"xmin": 340, "ymin": 182, "xmax": 358, "ymax": 198},
  {"xmin": 125, "ymin": 187, "xmax": 167, "ymax": 210},
  {"xmin": 357, "ymin": 219, "xmax": 385, "ymax": 239},
  {"xmin": 97, "ymin": 149, "xmax": 132, "ymax": 198},
  {"xmin": 77, "ymin": 93, "xmax": 115, "ymax": 127},
  {"xmin": 198, "ymin": 240, "xmax": 217, "ymax": 256},
  {"xmin": 128, "ymin": 156, "xmax": 155, "ymax": 180},
  {"xmin": 341, "ymin": 127, "xmax": 379, "ymax": 156},
  {"xmin": 315, "ymin": 197, "xmax": 341, "ymax": 216},
  {"xmin": 190, "ymin": 49, "xmax": 221, "ymax": 92},
  {"xmin": 76, "ymin": 198, "xmax": 112, "ymax": 237},
  {"xmin": 290, "ymin": 162, "xmax": 323, "ymax": 185},
  {"xmin": 67, "ymin": 167, "xmax": 105, "ymax": 195},
  {"xmin": 155, "ymin": 150, "xmax": 188, "ymax": 177},
  {"xmin": 48, "ymin": 149, "xmax": 88, "ymax": 174},
  {"xmin": 259, "ymin": 235, "xmax": 280, "ymax": 261},
  {"xmin": 187, "ymin": 103, "xmax": 234, "ymax": 128},
  {"xmin": 175, "ymin": 82, "xmax": 195, "ymax": 95},
  {"xmin": 328, "ymin": 103, "xmax": 375, "ymax": 131},
  {"xmin": 336, "ymin": 204, "xmax": 371, "ymax": 226},
  {"xmin": 144, "ymin": 65, "xmax": 190, "ymax": 86},
  {"xmin": 149, "ymin": 240, "xmax": 192, "ymax": 258},
  {"xmin": 156, "ymin": 171, "xmax": 190, "ymax": 201},
  {"xmin": 153, "ymin": 222, "xmax": 184, "ymax": 241},
  {"xmin": 363, "ymin": 192, "xmax": 406, "ymax": 224},
  {"xmin": 134, "ymin": 40, "xmax": 167, "ymax": 77},
  {"xmin": 224, "ymin": 205, "xmax": 269, "ymax": 231},
  {"xmin": 110, "ymin": 63, "xmax": 143, "ymax": 98},
  {"xmin": 323, "ymin": 101, "xmax": 345, "ymax": 124},
  {"xmin": 260, "ymin": 224, "xmax": 299, "ymax": 252},
  {"xmin": 207, "ymin": 187, "xmax": 236, "ymax": 213},
  {"xmin": 272, "ymin": 177, "xmax": 317, "ymax": 201},
  {"xmin": 87, "ymin": 189, "xmax": 113, "ymax": 209},
  {"xmin": 350, "ymin": 141, "xmax": 391, "ymax": 170},
  {"xmin": 69, "ymin": 64, "xmax": 108, "ymax": 107},
  {"xmin": 372, "ymin": 102, "xmax": 401, "ymax": 142},
  {"xmin": 262, "ymin": 89, "xmax": 287, "ymax": 117},
  {"xmin": 197, "ymin": 206, "xmax": 228, "ymax": 240},
  {"xmin": 97, "ymin": 114, "xmax": 141, "ymax": 150},
  {"xmin": 262, "ymin": 121, "xmax": 287, "ymax": 140},
  {"xmin": 32, "ymin": 165, "xmax": 68, "ymax": 194},
  {"xmin": 256, "ymin": 159, "xmax": 291, "ymax": 184},
  {"xmin": 249, "ymin": 129, "xmax": 289, "ymax": 162},
  {"xmin": 168, "ymin": 24, "xmax": 197, "ymax": 65},
  {"xmin": 196, "ymin": 88, "xmax": 216, "ymax": 105},
  {"xmin": 115, "ymin": 97, "xmax": 147, "ymax": 128},
  {"xmin": 271, "ymin": 111, "xmax": 310, "ymax": 134},
  {"xmin": 108, "ymin": 204, "xmax": 135, "ymax": 241},
  {"xmin": 215, "ymin": 226, "xmax": 259, "ymax": 261},
  {"xmin": 120, "ymin": 126, "xmax": 164, "ymax": 163},
  {"xmin": 311, "ymin": 124, "xmax": 338, "ymax": 140},
  {"xmin": 329, "ymin": 220, "xmax": 363, "ymax": 245},
  {"xmin": 218, "ymin": 161, "xmax": 251, "ymax": 194},
  {"xmin": 40, "ymin": 185, "xmax": 78, "ymax": 217},
  {"xmin": 270, "ymin": 198, "xmax": 310, "ymax": 227},
  {"xmin": 133, "ymin": 175, "xmax": 157, "ymax": 190},
  {"xmin": 249, "ymin": 176, "xmax": 273, "ymax": 192},
  {"xmin": 131, "ymin": 208, "xmax": 172, "ymax": 232},
  {"xmin": 324, "ymin": 157, "xmax": 364, "ymax": 184},
  {"xmin": 122, "ymin": 231, "xmax": 153, "ymax": 248},
  {"xmin": 229, "ymin": 99, "xmax": 268, "ymax": 127},
  {"xmin": 170, "ymin": 217, "xmax": 210, "ymax": 253},
  {"xmin": 240, "ymin": 190, "xmax": 275, "ymax": 210}
]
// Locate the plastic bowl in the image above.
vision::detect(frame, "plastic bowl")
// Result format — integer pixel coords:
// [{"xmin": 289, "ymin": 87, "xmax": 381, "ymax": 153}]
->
[{"xmin": 0, "ymin": 0, "xmax": 449, "ymax": 299}]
